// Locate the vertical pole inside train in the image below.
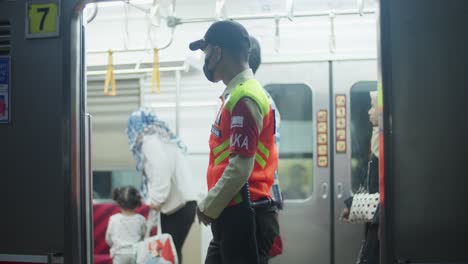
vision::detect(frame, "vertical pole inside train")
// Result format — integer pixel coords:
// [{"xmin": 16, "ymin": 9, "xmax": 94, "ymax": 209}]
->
[
  {"xmin": 175, "ymin": 70, "xmax": 181, "ymax": 136},
  {"xmin": 328, "ymin": 60, "xmax": 336, "ymax": 264}
]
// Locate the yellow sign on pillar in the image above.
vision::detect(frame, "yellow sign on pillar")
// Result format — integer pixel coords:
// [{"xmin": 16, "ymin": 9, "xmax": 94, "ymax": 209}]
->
[{"xmin": 26, "ymin": 2, "xmax": 60, "ymax": 38}]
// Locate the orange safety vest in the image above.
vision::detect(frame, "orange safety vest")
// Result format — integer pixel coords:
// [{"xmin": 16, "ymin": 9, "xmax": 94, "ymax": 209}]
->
[{"xmin": 207, "ymin": 79, "xmax": 278, "ymax": 205}]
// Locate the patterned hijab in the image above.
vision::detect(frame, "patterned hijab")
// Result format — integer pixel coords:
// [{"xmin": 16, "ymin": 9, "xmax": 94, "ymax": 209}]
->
[{"xmin": 127, "ymin": 108, "xmax": 188, "ymax": 174}]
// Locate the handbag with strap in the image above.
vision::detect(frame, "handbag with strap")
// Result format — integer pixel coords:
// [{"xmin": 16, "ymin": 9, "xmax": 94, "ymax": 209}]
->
[
  {"xmin": 134, "ymin": 210, "xmax": 178, "ymax": 264},
  {"xmin": 348, "ymin": 159, "xmax": 380, "ymax": 224}
]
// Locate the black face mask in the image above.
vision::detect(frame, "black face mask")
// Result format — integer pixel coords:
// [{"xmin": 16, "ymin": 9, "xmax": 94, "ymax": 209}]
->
[{"xmin": 203, "ymin": 50, "xmax": 220, "ymax": 82}]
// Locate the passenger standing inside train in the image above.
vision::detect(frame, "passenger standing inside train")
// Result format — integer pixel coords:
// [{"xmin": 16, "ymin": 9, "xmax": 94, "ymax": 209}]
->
[
  {"xmin": 341, "ymin": 91, "xmax": 380, "ymax": 264},
  {"xmin": 106, "ymin": 186, "xmax": 146, "ymax": 264},
  {"xmin": 189, "ymin": 20, "xmax": 280, "ymax": 264},
  {"xmin": 249, "ymin": 35, "xmax": 283, "ymax": 257},
  {"xmin": 249, "ymin": 36, "xmax": 284, "ymax": 210},
  {"xmin": 127, "ymin": 109, "xmax": 200, "ymax": 263}
]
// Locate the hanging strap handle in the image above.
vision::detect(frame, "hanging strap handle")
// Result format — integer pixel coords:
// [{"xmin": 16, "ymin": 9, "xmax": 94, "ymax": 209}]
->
[
  {"xmin": 104, "ymin": 49, "xmax": 116, "ymax": 96},
  {"xmin": 151, "ymin": 48, "xmax": 161, "ymax": 94},
  {"xmin": 145, "ymin": 209, "xmax": 162, "ymax": 238}
]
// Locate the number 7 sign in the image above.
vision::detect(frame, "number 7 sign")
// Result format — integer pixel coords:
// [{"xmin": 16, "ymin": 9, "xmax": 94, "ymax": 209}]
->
[{"xmin": 26, "ymin": 1, "xmax": 60, "ymax": 38}]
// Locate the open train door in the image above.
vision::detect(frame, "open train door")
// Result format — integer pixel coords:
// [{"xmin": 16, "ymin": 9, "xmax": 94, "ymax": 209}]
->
[{"xmin": 0, "ymin": 1, "xmax": 92, "ymax": 263}]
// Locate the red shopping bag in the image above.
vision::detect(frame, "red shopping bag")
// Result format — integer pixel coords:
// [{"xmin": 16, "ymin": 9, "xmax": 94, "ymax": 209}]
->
[
  {"xmin": 134, "ymin": 210, "xmax": 178, "ymax": 264},
  {"xmin": 268, "ymin": 210, "xmax": 283, "ymax": 257}
]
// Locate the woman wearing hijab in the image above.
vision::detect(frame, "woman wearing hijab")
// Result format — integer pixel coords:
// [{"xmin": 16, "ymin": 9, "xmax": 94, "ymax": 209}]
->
[
  {"xmin": 341, "ymin": 91, "xmax": 380, "ymax": 264},
  {"xmin": 127, "ymin": 108, "xmax": 199, "ymax": 263}
]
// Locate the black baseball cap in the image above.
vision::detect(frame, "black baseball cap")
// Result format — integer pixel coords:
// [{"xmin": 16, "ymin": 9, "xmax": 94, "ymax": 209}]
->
[{"xmin": 189, "ymin": 20, "xmax": 251, "ymax": 51}]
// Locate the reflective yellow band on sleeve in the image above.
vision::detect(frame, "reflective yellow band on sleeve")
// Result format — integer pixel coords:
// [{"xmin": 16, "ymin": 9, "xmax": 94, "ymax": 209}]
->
[
  {"xmin": 213, "ymin": 139, "xmax": 230, "ymax": 155},
  {"xmin": 255, "ymin": 153, "xmax": 267, "ymax": 169},
  {"xmin": 214, "ymin": 150, "xmax": 230, "ymax": 166},
  {"xmin": 257, "ymin": 142, "xmax": 270, "ymax": 158}
]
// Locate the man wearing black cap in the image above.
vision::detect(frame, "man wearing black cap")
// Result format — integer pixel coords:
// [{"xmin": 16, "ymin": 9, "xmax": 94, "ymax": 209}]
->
[{"xmin": 190, "ymin": 20, "xmax": 280, "ymax": 264}]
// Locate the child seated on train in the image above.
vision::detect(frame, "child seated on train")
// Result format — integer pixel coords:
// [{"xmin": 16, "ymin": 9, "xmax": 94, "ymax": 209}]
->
[{"xmin": 105, "ymin": 186, "xmax": 146, "ymax": 264}]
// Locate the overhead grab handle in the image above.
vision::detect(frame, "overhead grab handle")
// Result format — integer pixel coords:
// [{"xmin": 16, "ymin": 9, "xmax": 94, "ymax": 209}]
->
[
  {"xmin": 357, "ymin": 0, "xmax": 365, "ymax": 16},
  {"xmin": 125, "ymin": 0, "xmax": 178, "ymax": 51},
  {"xmin": 274, "ymin": 16, "xmax": 280, "ymax": 52},
  {"xmin": 104, "ymin": 50, "xmax": 116, "ymax": 96},
  {"xmin": 148, "ymin": 0, "xmax": 161, "ymax": 27},
  {"xmin": 328, "ymin": 11, "xmax": 336, "ymax": 54},
  {"xmin": 286, "ymin": 0, "xmax": 294, "ymax": 21},
  {"xmin": 215, "ymin": 0, "xmax": 227, "ymax": 20}
]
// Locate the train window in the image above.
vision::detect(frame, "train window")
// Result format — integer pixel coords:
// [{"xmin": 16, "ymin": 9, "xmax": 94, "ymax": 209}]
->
[
  {"xmin": 265, "ymin": 83, "xmax": 314, "ymax": 200},
  {"xmin": 350, "ymin": 81, "xmax": 377, "ymax": 192},
  {"xmin": 93, "ymin": 170, "xmax": 142, "ymax": 200}
]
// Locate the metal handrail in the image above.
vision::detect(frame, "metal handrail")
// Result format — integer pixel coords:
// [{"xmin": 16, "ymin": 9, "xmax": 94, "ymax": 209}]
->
[
  {"xmin": 175, "ymin": 9, "xmax": 376, "ymax": 24},
  {"xmin": 86, "ymin": 65, "xmax": 187, "ymax": 76}
]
